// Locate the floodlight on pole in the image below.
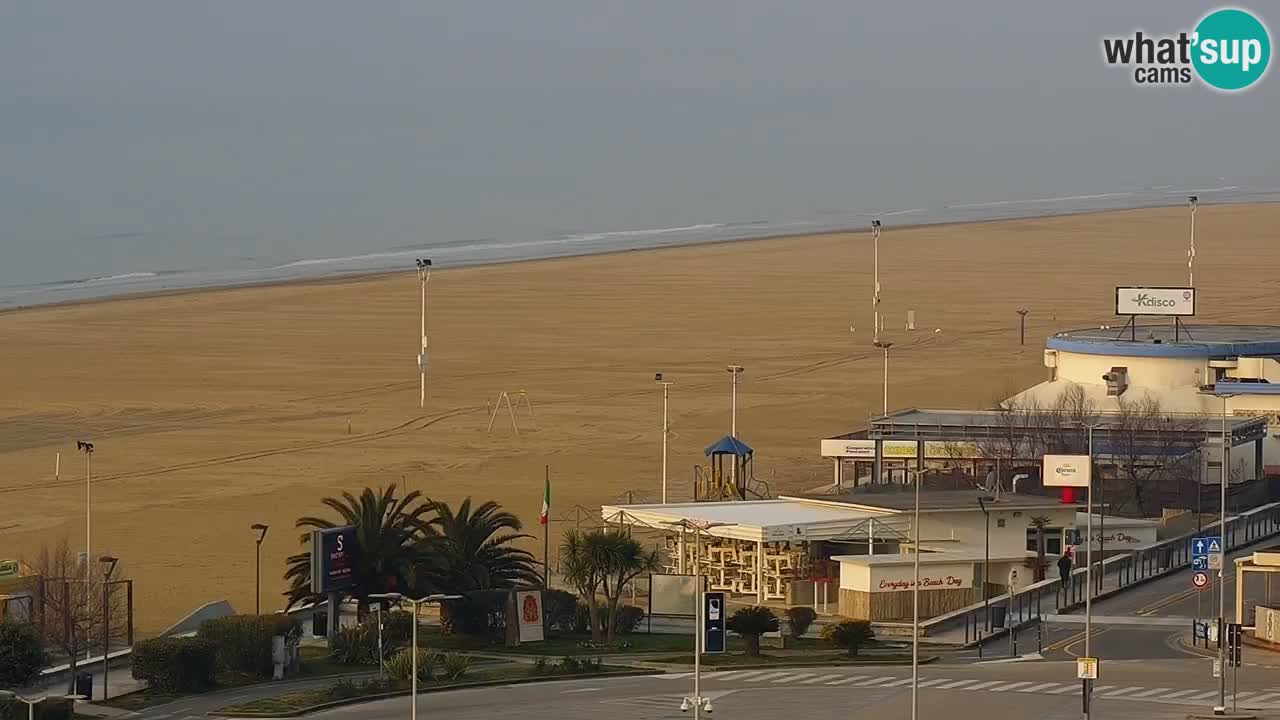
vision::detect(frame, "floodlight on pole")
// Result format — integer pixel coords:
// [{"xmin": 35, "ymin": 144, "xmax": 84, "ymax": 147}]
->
[
  {"xmin": 656, "ymin": 373, "xmax": 674, "ymax": 504},
  {"xmin": 1188, "ymin": 195, "xmax": 1198, "ymax": 287},
  {"xmin": 369, "ymin": 592, "xmax": 461, "ymax": 720},
  {"xmin": 871, "ymin": 220, "xmax": 882, "ymax": 345},
  {"xmin": 415, "ymin": 258, "xmax": 433, "ymax": 409},
  {"xmin": 77, "ymin": 440, "xmax": 94, "ymax": 635},
  {"xmin": 662, "ymin": 519, "xmax": 735, "ymax": 720},
  {"xmin": 251, "ymin": 524, "xmax": 268, "ymax": 614}
]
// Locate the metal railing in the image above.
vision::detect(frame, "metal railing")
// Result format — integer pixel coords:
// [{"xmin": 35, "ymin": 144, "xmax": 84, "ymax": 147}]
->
[{"xmin": 932, "ymin": 501, "xmax": 1280, "ymax": 645}]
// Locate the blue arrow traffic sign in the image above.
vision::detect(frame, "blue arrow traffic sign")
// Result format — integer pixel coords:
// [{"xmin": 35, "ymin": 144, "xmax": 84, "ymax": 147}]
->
[
  {"xmin": 1193, "ymin": 556, "xmax": 1208, "ymax": 570},
  {"xmin": 1192, "ymin": 536, "xmax": 1222, "ymax": 557}
]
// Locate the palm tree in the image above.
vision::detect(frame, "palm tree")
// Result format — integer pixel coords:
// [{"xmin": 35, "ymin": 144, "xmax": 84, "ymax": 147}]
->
[
  {"xmin": 560, "ymin": 529, "xmax": 659, "ymax": 644},
  {"xmin": 414, "ymin": 498, "xmax": 540, "ymax": 634},
  {"xmin": 726, "ymin": 606, "xmax": 779, "ymax": 656},
  {"xmin": 283, "ymin": 484, "xmax": 434, "ymax": 616},
  {"xmin": 1028, "ymin": 515, "xmax": 1051, "ymax": 582}
]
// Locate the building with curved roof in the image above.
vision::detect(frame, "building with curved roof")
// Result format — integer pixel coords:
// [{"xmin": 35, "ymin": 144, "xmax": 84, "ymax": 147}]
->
[{"xmin": 1013, "ymin": 323, "xmax": 1280, "ymax": 477}]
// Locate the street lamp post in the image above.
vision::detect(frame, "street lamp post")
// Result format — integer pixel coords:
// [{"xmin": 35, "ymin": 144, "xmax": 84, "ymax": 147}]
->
[
  {"xmin": 871, "ymin": 220, "xmax": 882, "ymax": 344},
  {"xmin": 1215, "ymin": 392, "xmax": 1236, "ymax": 714},
  {"xmin": 903, "ymin": 468, "xmax": 930, "ymax": 720},
  {"xmin": 874, "ymin": 341, "xmax": 892, "ymax": 415},
  {"xmin": 369, "ymin": 592, "xmax": 461, "ymax": 720},
  {"xmin": 415, "ymin": 258, "xmax": 432, "ymax": 409},
  {"xmin": 663, "ymin": 519, "xmax": 735, "ymax": 719},
  {"xmin": 251, "ymin": 524, "xmax": 269, "ymax": 614},
  {"xmin": 656, "ymin": 373, "xmax": 673, "ymax": 504},
  {"xmin": 99, "ymin": 556, "xmax": 118, "ymax": 701},
  {"xmin": 1, "ymin": 693, "xmax": 87, "ymax": 720},
  {"xmin": 1083, "ymin": 422, "xmax": 1096, "ymax": 720},
  {"xmin": 977, "ymin": 496, "xmax": 991, "ymax": 631},
  {"xmin": 1017, "ymin": 309, "xmax": 1029, "ymax": 346}
]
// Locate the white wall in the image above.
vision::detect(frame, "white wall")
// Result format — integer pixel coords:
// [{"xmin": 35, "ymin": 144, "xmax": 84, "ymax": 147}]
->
[{"xmin": 916, "ymin": 507, "xmax": 1077, "ymax": 557}]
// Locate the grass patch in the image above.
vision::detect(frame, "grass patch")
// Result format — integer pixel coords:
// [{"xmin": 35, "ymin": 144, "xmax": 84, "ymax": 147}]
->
[
  {"xmin": 415, "ymin": 628, "xmax": 694, "ymax": 655},
  {"xmin": 648, "ymin": 652, "xmax": 917, "ymax": 667},
  {"xmin": 218, "ymin": 664, "xmax": 633, "ymax": 715},
  {"xmin": 414, "ymin": 628, "xmax": 833, "ymax": 656}
]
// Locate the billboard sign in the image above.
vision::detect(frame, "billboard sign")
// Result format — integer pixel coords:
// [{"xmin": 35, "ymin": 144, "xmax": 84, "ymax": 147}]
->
[
  {"xmin": 1115, "ymin": 286, "xmax": 1195, "ymax": 316},
  {"xmin": 310, "ymin": 525, "xmax": 358, "ymax": 594},
  {"xmin": 1043, "ymin": 454, "xmax": 1091, "ymax": 487},
  {"xmin": 515, "ymin": 590, "xmax": 545, "ymax": 643},
  {"xmin": 0, "ymin": 560, "xmax": 19, "ymax": 580},
  {"xmin": 702, "ymin": 591, "xmax": 726, "ymax": 653}
]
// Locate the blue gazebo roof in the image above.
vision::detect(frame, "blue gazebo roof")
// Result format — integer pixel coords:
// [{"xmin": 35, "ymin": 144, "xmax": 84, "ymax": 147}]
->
[{"xmin": 704, "ymin": 435, "xmax": 753, "ymax": 457}]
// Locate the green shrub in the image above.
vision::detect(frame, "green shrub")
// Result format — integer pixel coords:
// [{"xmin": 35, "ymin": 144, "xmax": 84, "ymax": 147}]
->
[
  {"xmin": 329, "ymin": 625, "xmax": 376, "ymax": 665},
  {"xmin": 375, "ymin": 610, "xmax": 415, "ymax": 647},
  {"xmin": 726, "ymin": 606, "xmax": 779, "ymax": 656},
  {"xmin": 438, "ymin": 652, "xmax": 471, "ymax": 681},
  {"xmin": 328, "ymin": 678, "xmax": 360, "ymax": 700},
  {"xmin": 0, "ymin": 620, "xmax": 46, "ymax": 688},
  {"xmin": 542, "ymin": 589, "xmax": 578, "ymax": 632},
  {"xmin": 614, "ymin": 605, "xmax": 645, "ymax": 634},
  {"xmin": 786, "ymin": 606, "xmax": 818, "ymax": 638},
  {"xmin": 558, "ymin": 655, "xmax": 581, "ymax": 673},
  {"xmin": 821, "ymin": 619, "xmax": 875, "ymax": 656},
  {"xmin": 385, "ymin": 648, "xmax": 434, "ymax": 683},
  {"xmin": 131, "ymin": 637, "xmax": 217, "ymax": 692},
  {"xmin": 196, "ymin": 614, "xmax": 300, "ymax": 677},
  {"xmin": 531, "ymin": 657, "xmax": 548, "ymax": 675},
  {"xmin": 572, "ymin": 604, "xmax": 591, "ymax": 634}
]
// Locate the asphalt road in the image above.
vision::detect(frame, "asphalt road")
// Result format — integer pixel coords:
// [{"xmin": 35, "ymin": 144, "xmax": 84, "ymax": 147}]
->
[
  {"xmin": 1031, "ymin": 534, "xmax": 1279, "ymax": 662},
  {"xmin": 308, "ymin": 659, "xmax": 1280, "ymax": 720}
]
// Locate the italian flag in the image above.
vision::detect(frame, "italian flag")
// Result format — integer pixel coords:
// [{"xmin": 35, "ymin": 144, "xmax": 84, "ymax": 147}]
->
[{"xmin": 540, "ymin": 475, "xmax": 550, "ymax": 526}]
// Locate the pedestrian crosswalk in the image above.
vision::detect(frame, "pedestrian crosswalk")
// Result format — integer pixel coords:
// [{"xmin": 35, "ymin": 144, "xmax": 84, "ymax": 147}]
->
[{"xmin": 657, "ymin": 670, "xmax": 1280, "ymax": 708}]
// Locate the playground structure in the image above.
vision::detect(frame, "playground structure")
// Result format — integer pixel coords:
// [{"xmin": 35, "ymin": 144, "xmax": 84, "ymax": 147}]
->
[
  {"xmin": 694, "ymin": 435, "xmax": 771, "ymax": 501},
  {"xmin": 485, "ymin": 390, "xmax": 536, "ymax": 435}
]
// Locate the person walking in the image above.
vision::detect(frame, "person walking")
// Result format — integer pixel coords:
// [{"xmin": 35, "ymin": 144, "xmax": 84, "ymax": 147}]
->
[{"xmin": 1057, "ymin": 549, "xmax": 1073, "ymax": 588}]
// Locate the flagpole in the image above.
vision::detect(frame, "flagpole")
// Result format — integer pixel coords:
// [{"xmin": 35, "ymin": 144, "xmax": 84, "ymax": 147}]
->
[{"xmin": 543, "ymin": 464, "xmax": 550, "ymax": 588}]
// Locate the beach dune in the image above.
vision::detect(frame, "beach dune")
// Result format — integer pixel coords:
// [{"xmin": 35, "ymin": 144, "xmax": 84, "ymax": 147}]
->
[{"xmin": 3, "ymin": 203, "xmax": 1279, "ymax": 632}]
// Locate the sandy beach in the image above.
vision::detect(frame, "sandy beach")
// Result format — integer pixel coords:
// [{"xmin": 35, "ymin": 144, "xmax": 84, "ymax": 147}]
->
[{"xmin": 3, "ymin": 203, "xmax": 1280, "ymax": 632}]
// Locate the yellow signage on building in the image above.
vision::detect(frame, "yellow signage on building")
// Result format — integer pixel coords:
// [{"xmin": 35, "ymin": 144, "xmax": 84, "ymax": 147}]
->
[{"xmin": 0, "ymin": 560, "xmax": 20, "ymax": 579}]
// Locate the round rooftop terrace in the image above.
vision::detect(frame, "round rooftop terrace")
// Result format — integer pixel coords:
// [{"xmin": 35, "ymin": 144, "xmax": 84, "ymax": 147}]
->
[{"xmin": 1046, "ymin": 324, "xmax": 1280, "ymax": 358}]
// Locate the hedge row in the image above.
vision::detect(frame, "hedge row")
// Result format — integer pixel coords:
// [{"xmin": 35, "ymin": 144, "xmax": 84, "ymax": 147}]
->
[
  {"xmin": 131, "ymin": 637, "xmax": 217, "ymax": 692},
  {"xmin": 196, "ymin": 614, "xmax": 300, "ymax": 677}
]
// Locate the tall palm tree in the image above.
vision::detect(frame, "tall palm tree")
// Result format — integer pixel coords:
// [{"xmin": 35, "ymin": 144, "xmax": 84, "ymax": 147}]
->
[
  {"xmin": 414, "ymin": 497, "xmax": 540, "ymax": 633},
  {"xmin": 283, "ymin": 484, "xmax": 434, "ymax": 616}
]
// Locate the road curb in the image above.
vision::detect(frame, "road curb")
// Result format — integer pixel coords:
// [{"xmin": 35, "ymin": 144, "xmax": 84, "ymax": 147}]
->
[
  {"xmin": 205, "ymin": 669, "xmax": 662, "ymax": 718},
  {"xmin": 1185, "ymin": 714, "xmax": 1257, "ymax": 720}
]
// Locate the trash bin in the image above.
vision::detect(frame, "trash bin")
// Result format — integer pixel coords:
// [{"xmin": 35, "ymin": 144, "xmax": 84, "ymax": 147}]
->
[
  {"xmin": 75, "ymin": 671, "xmax": 94, "ymax": 700},
  {"xmin": 990, "ymin": 606, "xmax": 1008, "ymax": 629}
]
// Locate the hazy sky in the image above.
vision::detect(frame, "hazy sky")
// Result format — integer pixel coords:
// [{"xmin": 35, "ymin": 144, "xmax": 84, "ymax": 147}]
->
[{"xmin": 2, "ymin": 1, "xmax": 1277, "ymax": 288}]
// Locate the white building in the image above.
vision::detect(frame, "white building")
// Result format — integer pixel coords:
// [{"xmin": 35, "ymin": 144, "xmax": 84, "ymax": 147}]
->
[{"xmin": 1016, "ymin": 323, "xmax": 1280, "ymax": 480}]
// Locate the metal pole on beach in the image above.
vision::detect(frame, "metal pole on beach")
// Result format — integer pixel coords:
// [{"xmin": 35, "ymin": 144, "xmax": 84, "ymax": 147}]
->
[
  {"xmin": 1188, "ymin": 195, "xmax": 1198, "ymax": 287},
  {"xmin": 657, "ymin": 374, "xmax": 673, "ymax": 503},
  {"xmin": 416, "ymin": 258, "xmax": 432, "ymax": 408},
  {"xmin": 872, "ymin": 220, "xmax": 882, "ymax": 344}
]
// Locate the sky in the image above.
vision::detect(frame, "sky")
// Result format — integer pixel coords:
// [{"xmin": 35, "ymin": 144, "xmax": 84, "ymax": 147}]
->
[{"xmin": 1, "ymin": 1, "xmax": 1276, "ymax": 290}]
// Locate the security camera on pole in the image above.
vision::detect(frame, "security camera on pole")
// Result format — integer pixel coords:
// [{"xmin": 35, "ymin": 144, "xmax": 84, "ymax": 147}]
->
[
  {"xmin": 415, "ymin": 258, "xmax": 432, "ymax": 408},
  {"xmin": 663, "ymin": 518, "xmax": 735, "ymax": 718}
]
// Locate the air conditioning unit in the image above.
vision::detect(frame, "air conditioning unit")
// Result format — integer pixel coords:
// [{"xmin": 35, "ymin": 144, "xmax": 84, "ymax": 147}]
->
[{"xmin": 1102, "ymin": 366, "xmax": 1129, "ymax": 396}]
